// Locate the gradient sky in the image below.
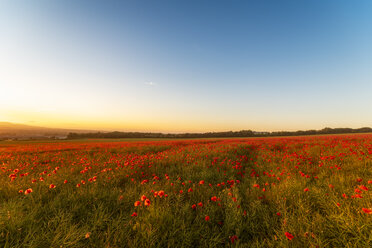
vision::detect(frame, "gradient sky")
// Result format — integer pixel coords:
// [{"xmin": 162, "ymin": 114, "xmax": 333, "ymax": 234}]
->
[{"xmin": 1, "ymin": 0, "xmax": 372, "ymax": 132}]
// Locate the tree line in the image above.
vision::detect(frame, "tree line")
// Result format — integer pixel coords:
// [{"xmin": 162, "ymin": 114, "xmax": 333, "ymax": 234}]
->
[{"xmin": 67, "ymin": 127, "xmax": 372, "ymax": 139}]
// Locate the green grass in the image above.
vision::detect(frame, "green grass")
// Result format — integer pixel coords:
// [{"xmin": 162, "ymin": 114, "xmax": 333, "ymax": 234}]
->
[{"xmin": 0, "ymin": 135, "xmax": 371, "ymax": 247}]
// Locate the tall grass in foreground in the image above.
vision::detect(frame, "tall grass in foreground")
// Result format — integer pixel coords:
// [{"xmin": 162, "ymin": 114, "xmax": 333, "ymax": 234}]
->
[{"xmin": 0, "ymin": 136, "xmax": 371, "ymax": 247}]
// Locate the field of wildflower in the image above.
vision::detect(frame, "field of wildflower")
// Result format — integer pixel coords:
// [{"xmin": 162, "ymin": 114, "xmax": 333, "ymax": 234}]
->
[{"xmin": 1, "ymin": 135, "xmax": 371, "ymax": 247}]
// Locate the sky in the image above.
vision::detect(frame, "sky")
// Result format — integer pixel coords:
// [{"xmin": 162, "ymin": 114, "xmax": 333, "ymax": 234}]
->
[{"xmin": 1, "ymin": 0, "xmax": 372, "ymax": 133}]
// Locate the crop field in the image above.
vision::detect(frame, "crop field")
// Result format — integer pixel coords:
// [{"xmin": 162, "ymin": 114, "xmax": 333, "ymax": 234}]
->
[{"xmin": 0, "ymin": 135, "xmax": 371, "ymax": 247}]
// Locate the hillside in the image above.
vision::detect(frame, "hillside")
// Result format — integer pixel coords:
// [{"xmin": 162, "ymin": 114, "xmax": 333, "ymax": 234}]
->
[{"xmin": 0, "ymin": 122, "xmax": 92, "ymax": 139}]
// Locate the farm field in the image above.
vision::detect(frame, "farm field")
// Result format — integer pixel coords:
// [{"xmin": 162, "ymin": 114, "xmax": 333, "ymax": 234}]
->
[{"xmin": 1, "ymin": 135, "xmax": 371, "ymax": 247}]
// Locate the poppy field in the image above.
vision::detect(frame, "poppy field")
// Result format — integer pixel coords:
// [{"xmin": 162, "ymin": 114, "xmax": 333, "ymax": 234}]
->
[{"xmin": 1, "ymin": 135, "xmax": 371, "ymax": 247}]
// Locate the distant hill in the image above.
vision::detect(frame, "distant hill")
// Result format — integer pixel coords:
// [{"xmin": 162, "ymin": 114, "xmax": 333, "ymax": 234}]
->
[{"xmin": 0, "ymin": 122, "xmax": 94, "ymax": 139}]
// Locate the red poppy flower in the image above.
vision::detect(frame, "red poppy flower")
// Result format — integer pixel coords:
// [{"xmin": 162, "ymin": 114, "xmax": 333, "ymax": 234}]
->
[
  {"xmin": 205, "ymin": 216, "xmax": 210, "ymax": 221},
  {"xmin": 25, "ymin": 188, "xmax": 33, "ymax": 195},
  {"xmin": 359, "ymin": 185, "xmax": 368, "ymax": 191},
  {"xmin": 362, "ymin": 208, "xmax": 372, "ymax": 214},
  {"xmin": 49, "ymin": 184, "xmax": 56, "ymax": 189},
  {"xmin": 230, "ymin": 235, "xmax": 238, "ymax": 243},
  {"xmin": 285, "ymin": 232, "xmax": 294, "ymax": 240},
  {"xmin": 351, "ymin": 194, "xmax": 363, "ymax": 198}
]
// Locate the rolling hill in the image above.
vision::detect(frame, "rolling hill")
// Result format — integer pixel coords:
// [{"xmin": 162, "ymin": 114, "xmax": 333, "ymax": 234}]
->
[{"xmin": 0, "ymin": 122, "xmax": 93, "ymax": 139}]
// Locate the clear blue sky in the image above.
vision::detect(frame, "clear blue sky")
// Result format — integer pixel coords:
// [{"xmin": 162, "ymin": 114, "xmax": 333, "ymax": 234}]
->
[{"xmin": 1, "ymin": 0, "xmax": 371, "ymax": 132}]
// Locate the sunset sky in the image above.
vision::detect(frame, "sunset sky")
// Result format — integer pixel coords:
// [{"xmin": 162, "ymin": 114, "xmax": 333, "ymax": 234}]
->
[{"xmin": 1, "ymin": 1, "xmax": 372, "ymax": 132}]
